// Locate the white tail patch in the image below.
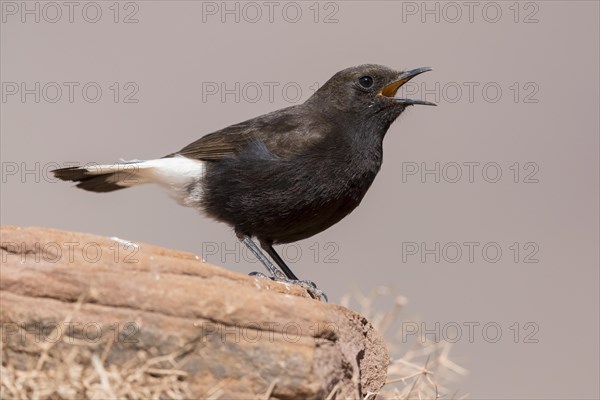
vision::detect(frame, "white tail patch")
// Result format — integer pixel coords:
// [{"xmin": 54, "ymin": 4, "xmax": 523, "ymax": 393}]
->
[{"xmin": 82, "ymin": 156, "xmax": 205, "ymax": 204}]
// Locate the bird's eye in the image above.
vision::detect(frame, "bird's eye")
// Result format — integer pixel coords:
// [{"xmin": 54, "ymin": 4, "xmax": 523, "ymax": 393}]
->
[{"xmin": 358, "ymin": 76, "xmax": 374, "ymax": 88}]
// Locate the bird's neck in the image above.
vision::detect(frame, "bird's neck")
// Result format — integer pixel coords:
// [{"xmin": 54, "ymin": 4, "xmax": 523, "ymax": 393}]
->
[{"xmin": 305, "ymin": 103, "xmax": 386, "ymax": 170}]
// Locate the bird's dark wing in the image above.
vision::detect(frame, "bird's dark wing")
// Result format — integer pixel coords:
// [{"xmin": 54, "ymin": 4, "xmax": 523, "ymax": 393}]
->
[
  {"xmin": 167, "ymin": 105, "xmax": 332, "ymax": 161},
  {"xmin": 173, "ymin": 126, "xmax": 251, "ymax": 161}
]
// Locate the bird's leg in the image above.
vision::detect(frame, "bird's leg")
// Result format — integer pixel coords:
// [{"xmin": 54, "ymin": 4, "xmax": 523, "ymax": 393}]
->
[
  {"xmin": 236, "ymin": 233, "xmax": 328, "ymax": 301},
  {"xmin": 259, "ymin": 241, "xmax": 328, "ymax": 302},
  {"xmin": 260, "ymin": 242, "xmax": 299, "ymax": 280},
  {"xmin": 237, "ymin": 234, "xmax": 287, "ymax": 280}
]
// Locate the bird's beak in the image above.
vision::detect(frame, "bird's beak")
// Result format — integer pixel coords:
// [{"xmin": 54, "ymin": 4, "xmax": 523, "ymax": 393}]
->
[{"xmin": 379, "ymin": 67, "xmax": 436, "ymax": 106}]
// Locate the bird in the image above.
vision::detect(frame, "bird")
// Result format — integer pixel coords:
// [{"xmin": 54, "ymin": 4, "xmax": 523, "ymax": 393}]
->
[{"xmin": 52, "ymin": 64, "xmax": 435, "ymax": 301}]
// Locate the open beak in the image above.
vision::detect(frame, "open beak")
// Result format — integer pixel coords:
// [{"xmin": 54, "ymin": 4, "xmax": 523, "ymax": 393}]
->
[{"xmin": 379, "ymin": 67, "xmax": 436, "ymax": 106}]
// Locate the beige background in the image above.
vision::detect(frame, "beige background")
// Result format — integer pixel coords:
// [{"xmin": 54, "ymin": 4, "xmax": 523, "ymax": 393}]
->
[{"xmin": 1, "ymin": 1, "xmax": 598, "ymax": 398}]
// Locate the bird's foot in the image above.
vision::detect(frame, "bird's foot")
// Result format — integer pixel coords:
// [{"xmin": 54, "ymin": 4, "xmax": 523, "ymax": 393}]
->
[
  {"xmin": 249, "ymin": 271, "xmax": 271, "ymax": 279},
  {"xmin": 249, "ymin": 272, "xmax": 328, "ymax": 302},
  {"xmin": 292, "ymin": 279, "xmax": 328, "ymax": 302}
]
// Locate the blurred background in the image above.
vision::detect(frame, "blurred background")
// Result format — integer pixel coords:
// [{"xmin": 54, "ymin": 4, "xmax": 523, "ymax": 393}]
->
[{"xmin": 1, "ymin": 1, "xmax": 598, "ymax": 398}]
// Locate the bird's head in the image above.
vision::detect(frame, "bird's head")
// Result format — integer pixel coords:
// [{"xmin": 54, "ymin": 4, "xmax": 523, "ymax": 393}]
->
[{"xmin": 307, "ymin": 64, "xmax": 435, "ymax": 127}]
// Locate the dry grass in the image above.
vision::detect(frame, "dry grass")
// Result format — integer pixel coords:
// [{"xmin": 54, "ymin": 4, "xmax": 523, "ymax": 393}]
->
[
  {"xmin": 0, "ymin": 296, "xmax": 192, "ymax": 400},
  {"xmin": 1, "ymin": 344, "xmax": 193, "ymax": 400},
  {"xmin": 1, "ymin": 288, "xmax": 465, "ymax": 399},
  {"xmin": 340, "ymin": 286, "xmax": 467, "ymax": 399}
]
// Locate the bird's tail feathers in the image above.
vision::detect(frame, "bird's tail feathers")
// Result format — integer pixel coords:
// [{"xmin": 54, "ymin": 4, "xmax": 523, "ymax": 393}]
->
[
  {"xmin": 52, "ymin": 157, "xmax": 206, "ymax": 194},
  {"xmin": 52, "ymin": 161, "xmax": 152, "ymax": 193}
]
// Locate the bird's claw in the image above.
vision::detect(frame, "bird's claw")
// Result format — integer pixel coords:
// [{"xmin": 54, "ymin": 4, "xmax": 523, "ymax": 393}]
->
[
  {"xmin": 249, "ymin": 272, "xmax": 328, "ymax": 302},
  {"xmin": 249, "ymin": 271, "xmax": 270, "ymax": 279},
  {"xmin": 294, "ymin": 280, "xmax": 328, "ymax": 302}
]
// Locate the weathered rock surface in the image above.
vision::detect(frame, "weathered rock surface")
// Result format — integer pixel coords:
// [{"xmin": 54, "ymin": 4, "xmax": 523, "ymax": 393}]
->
[{"xmin": 0, "ymin": 226, "xmax": 388, "ymax": 399}]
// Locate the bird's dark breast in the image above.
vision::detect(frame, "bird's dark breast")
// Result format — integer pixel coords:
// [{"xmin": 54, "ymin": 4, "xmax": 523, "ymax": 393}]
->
[{"xmin": 200, "ymin": 143, "xmax": 381, "ymax": 244}]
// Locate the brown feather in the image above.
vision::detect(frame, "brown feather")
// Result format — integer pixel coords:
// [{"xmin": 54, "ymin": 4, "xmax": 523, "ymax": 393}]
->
[{"xmin": 166, "ymin": 105, "xmax": 331, "ymax": 162}]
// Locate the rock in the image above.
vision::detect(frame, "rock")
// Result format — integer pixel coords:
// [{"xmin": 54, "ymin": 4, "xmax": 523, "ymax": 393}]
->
[{"xmin": 0, "ymin": 226, "xmax": 388, "ymax": 399}]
